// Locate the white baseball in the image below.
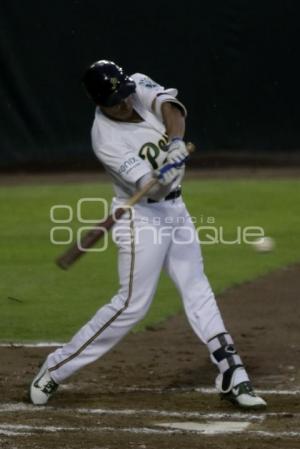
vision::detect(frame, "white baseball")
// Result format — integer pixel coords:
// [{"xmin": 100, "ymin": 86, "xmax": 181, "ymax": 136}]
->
[{"xmin": 252, "ymin": 236, "xmax": 275, "ymax": 253}]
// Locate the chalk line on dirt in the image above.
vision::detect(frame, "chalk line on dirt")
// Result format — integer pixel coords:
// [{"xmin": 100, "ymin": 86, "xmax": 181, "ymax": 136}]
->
[
  {"xmin": 0, "ymin": 422, "xmax": 300, "ymax": 438},
  {"xmin": 0, "ymin": 342, "xmax": 63, "ymax": 348},
  {"xmin": 0, "ymin": 402, "xmax": 298, "ymax": 421},
  {"xmin": 107, "ymin": 385, "xmax": 300, "ymax": 395}
]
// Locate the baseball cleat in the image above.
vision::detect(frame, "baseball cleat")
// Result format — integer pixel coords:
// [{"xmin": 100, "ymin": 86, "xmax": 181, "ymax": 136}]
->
[
  {"xmin": 219, "ymin": 380, "xmax": 267, "ymax": 409},
  {"xmin": 30, "ymin": 360, "xmax": 58, "ymax": 405}
]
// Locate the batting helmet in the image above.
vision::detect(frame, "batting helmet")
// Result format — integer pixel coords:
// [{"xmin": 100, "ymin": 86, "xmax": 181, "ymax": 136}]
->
[{"xmin": 82, "ymin": 60, "xmax": 136, "ymax": 107}]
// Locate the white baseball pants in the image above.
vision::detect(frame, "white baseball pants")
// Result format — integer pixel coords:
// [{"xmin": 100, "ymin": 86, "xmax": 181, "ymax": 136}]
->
[{"xmin": 48, "ymin": 196, "xmax": 228, "ymax": 383}]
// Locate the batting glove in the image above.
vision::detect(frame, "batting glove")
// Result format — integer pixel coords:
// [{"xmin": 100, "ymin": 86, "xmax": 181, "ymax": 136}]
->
[
  {"xmin": 167, "ymin": 137, "xmax": 189, "ymax": 164},
  {"xmin": 154, "ymin": 161, "xmax": 183, "ymax": 186}
]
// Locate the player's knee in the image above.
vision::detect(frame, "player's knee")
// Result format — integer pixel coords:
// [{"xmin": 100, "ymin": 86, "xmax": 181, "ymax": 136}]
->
[
  {"xmin": 126, "ymin": 299, "xmax": 151, "ymax": 320},
  {"xmin": 113, "ymin": 291, "xmax": 151, "ymax": 318},
  {"xmin": 110, "ymin": 293, "xmax": 129, "ymax": 309}
]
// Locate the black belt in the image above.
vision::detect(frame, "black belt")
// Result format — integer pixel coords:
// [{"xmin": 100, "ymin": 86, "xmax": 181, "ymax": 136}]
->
[{"xmin": 147, "ymin": 187, "xmax": 182, "ymax": 203}]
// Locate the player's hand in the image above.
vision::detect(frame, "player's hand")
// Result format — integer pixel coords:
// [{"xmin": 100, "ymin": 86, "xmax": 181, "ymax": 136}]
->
[
  {"xmin": 167, "ymin": 137, "xmax": 189, "ymax": 164},
  {"xmin": 154, "ymin": 164, "xmax": 182, "ymax": 186}
]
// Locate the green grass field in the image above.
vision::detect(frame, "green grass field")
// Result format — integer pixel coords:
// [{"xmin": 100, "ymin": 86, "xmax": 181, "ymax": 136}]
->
[{"xmin": 0, "ymin": 178, "xmax": 299, "ymax": 342}]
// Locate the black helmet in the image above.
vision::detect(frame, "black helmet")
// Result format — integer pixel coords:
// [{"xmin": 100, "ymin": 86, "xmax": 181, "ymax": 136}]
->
[{"xmin": 82, "ymin": 60, "xmax": 136, "ymax": 107}]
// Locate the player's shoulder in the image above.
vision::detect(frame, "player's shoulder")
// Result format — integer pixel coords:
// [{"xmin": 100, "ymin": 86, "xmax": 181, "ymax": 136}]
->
[
  {"xmin": 131, "ymin": 73, "xmax": 163, "ymax": 90},
  {"xmin": 92, "ymin": 108, "xmax": 120, "ymax": 146}
]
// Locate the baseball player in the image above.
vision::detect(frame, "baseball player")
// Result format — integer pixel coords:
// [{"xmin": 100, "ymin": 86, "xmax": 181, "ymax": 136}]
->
[{"xmin": 30, "ymin": 60, "xmax": 266, "ymax": 409}]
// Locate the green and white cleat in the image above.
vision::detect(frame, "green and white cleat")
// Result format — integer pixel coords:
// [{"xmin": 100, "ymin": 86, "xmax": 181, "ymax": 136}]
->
[
  {"xmin": 218, "ymin": 378, "xmax": 267, "ymax": 409},
  {"xmin": 30, "ymin": 360, "xmax": 58, "ymax": 405}
]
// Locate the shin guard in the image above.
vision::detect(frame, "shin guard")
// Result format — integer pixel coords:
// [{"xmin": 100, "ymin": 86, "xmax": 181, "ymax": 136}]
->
[{"xmin": 207, "ymin": 333, "xmax": 249, "ymax": 393}]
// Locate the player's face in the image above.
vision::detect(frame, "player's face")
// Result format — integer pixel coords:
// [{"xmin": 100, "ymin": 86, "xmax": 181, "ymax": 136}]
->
[{"xmin": 101, "ymin": 96, "xmax": 134, "ymax": 121}]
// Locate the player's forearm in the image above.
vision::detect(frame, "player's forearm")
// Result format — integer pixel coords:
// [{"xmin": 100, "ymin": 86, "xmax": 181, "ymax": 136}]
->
[
  {"xmin": 137, "ymin": 173, "xmax": 173, "ymax": 200},
  {"xmin": 161, "ymin": 102, "xmax": 185, "ymax": 140}
]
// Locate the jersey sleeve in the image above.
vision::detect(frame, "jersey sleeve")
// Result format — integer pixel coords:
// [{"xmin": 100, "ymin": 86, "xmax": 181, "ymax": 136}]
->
[
  {"xmin": 131, "ymin": 73, "xmax": 187, "ymax": 119},
  {"xmin": 92, "ymin": 129, "xmax": 151, "ymax": 185}
]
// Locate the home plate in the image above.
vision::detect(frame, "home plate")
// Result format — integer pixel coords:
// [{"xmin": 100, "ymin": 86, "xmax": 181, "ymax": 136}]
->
[{"xmin": 155, "ymin": 421, "xmax": 250, "ymax": 434}]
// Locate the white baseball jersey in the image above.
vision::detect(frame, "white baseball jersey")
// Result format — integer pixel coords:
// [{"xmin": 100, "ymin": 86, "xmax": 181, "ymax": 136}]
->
[
  {"xmin": 46, "ymin": 71, "xmax": 250, "ymax": 394},
  {"xmin": 91, "ymin": 73, "xmax": 187, "ymax": 198}
]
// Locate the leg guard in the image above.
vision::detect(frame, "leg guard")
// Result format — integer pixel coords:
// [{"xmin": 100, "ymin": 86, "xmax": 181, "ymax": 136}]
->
[{"xmin": 207, "ymin": 333, "xmax": 249, "ymax": 393}]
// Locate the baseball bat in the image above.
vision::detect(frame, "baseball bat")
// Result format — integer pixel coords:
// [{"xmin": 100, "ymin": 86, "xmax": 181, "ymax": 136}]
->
[{"xmin": 56, "ymin": 142, "xmax": 195, "ymax": 269}]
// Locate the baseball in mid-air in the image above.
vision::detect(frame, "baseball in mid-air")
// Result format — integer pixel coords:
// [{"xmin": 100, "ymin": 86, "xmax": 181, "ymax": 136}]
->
[{"xmin": 252, "ymin": 236, "xmax": 275, "ymax": 253}]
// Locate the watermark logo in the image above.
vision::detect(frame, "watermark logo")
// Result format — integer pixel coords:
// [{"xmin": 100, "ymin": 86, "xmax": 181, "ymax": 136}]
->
[
  {"xmin": 50, "ymin": 198, "xmax": 109, "ymax": 251},
  {"xmin": 50, "ymin": 198, "xmax": 266, "ymax": 251},
  {"xmin": 50, "ymin": 205, "xmax": 73, "ymax": 245}
]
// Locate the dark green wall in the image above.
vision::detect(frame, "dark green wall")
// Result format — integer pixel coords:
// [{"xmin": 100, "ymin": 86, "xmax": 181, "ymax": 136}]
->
[{"xmin": 0, "ymin": 0, "xmax": 299, "ymax": 169}]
